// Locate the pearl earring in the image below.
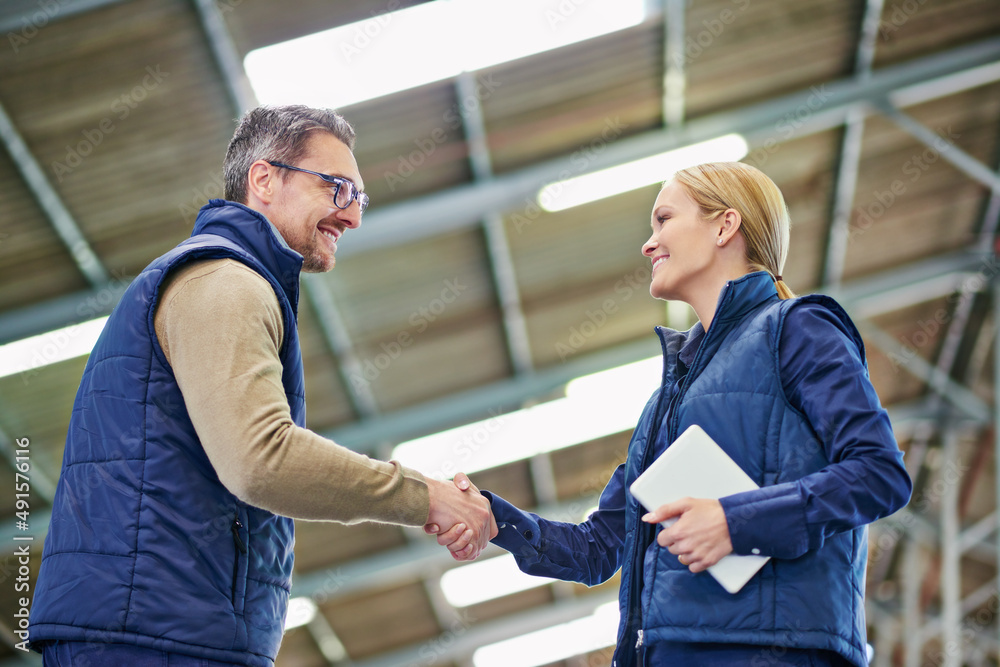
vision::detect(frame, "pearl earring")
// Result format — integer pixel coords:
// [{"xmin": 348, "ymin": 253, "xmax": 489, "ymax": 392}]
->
[{"xmin": 718, "ymin": 239, "xmax": 724, "ymax": 246}]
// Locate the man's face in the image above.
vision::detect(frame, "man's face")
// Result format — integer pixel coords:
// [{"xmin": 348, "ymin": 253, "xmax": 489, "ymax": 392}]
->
[{"xmin": 266, "ymin": 132, "xmax": 364, "ymax": 273}]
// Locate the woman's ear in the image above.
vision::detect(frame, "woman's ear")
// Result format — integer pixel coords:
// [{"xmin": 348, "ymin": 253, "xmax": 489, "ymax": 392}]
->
[{"xmin": 718, "ymin": 208, "xmax": 742, "ymax": 244}]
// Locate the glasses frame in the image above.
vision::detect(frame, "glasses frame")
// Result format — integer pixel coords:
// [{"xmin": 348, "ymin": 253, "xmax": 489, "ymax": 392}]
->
[{"xmin": 266, "ymin": 161, "xmax": 369, "ymax": 213}]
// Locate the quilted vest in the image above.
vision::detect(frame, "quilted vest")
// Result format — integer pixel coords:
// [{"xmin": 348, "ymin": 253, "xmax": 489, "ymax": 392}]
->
[
  {"xmin": 30, "ymin": 200, "xmax": 305, "ymax": 666},
  {"xmin": 614, "ymin": 272, "xmax": 868, "ymax": 667}
]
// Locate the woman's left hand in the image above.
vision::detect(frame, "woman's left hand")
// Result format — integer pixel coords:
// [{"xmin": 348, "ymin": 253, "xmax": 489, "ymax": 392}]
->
[{"xmin": 642, "ymin": 498, "xmax": 733, "ymax": 572}]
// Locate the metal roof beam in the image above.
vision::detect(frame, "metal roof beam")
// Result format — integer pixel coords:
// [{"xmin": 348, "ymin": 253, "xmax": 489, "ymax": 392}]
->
[
  {"xmin": 341, "ymin": 38, "xmax": 1000, "ymax": 258},
  {"xmin": 4, "ymin": 40, "xmax": 1000, "ymax": 343},
  {"xmin": 350, "ymin": 590, "xmax": 618, "ymax": 667},
  {"xmin": 0, "ymin": 99, "xmax": 109, "ymax": 287},
  {"xmin": 455, "ymin": 71, "xmax": 535, "ymax": 376},
  {"xmin": 190, "ymin": 0, "xmax": 255, "ymax": 114},
  {"xmin": 856, "ymin": 320, "xmax": 992, "ymax": 423},
  {"xmin": 877, "ymin": 102, "xmax": 1000, "ymax": 193},
  {"xmin": 0, "ymin": 280, "xmax": 128, "ymax": 345},
  {"xmin": 0, "ymin": 0, "xmax": 128, "ymax": 34},
  {"xmin": 994, "ymin": 276, "xmax": 1000, "ymax": 656},
  {"xmin": 0, "ymin": 246, "xmax": 990, "ymax": 449},
  {"xmin": 662, "ymin": 0, "xmax": 686, "ymax": 129},
  {"xmin": 302, "ymin": 275, "xmax": 380, "ymax": 418},
  {"xmin": 822, "ymin": 0, "xmax": 884, "ymax": 287},
  {"xmin": 328, "ymin": 247, "xmax": 994, "ymax": 451}
]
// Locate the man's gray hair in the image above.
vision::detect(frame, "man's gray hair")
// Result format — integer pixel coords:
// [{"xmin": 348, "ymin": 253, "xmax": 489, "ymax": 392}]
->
[{"xmin": 223, "ymin": 105, "xmax": 356, "ymax": 204}]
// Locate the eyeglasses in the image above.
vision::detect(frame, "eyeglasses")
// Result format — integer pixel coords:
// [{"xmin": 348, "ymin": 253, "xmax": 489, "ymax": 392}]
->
[{"xmin": 267, "ymin": 161, "xmax": 369, "ymax": 214}]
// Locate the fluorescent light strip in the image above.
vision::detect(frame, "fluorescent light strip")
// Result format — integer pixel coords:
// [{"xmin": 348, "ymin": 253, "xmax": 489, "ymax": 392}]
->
[
  {"xmin": 284, "ymin": 596, "xmax": 318, "ymax": 630},
  {"xmin": 538, "ymin": 134, "xmax": 750, "ymax": 212},
  {"xmin": 473, "ymin": 601, "xmax": 619, "ymax": 667},
  {"xmin": 440, "ymin": 553, "xmax": 557, "ymax": 607},
  {"xmin": 245, "ymin": 0, "xmax": 646, "ymax": 109},
  {"xmin": 0, "ymin": 317, "xmax": 109, "ymax": 380},
  {"xmin": 391, "ymin": 357, "xmax": 661, "ymax": 479}
]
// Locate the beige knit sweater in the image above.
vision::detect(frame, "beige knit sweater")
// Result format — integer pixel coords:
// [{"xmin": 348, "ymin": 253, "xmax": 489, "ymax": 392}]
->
[{"xmin": 153, "ymin": 258, "xmax": 430, "ymax": 525}]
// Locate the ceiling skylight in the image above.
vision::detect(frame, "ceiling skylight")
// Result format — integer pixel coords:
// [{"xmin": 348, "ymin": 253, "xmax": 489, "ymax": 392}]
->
[
  {"xmin": 392, "ymin": 356, "xmax": 662, "ymax": 479},
  {"xmin": 0, "ymin": 316, "xmax": 108, "ymax": 381},
  {"xmin": 440, "ymin": 553, "xmax": 557, "ymax": 607},
  {"xmin": 473, "ymin": 601, "xmax": 619, "ymax": 667},
  {"xmin": 245, "ymin": 0, "xmax": 647, "ymax": 109},
  {"xmin": 538, "ymin": 133, "xmax": 750, "ymax": 212}
]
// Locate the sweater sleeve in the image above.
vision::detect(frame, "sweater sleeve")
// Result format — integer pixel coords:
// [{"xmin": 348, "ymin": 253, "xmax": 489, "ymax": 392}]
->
[
  {"xmin": 154, "ymin": 258, "xmax": 429, "ymax": 526},
  {"xmin": 718, "ymin": 302, "xmax": 912, "ymax": 559}
]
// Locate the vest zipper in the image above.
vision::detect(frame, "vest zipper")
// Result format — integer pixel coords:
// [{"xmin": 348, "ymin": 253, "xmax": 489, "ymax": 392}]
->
[
  {"xmin": 231, "ymin": 513, "xmax": 247, "ymax": 605},
  {"xmin": 621, "ymin": 340, "xmax": 673, "ymax": 666},
  {"xmin": 635, "ymin": 629, "xmax": 644, "ymax": 649},
  {"xmin": 231, "ymin": 515, "xmax": 247, "ymax": 554}
]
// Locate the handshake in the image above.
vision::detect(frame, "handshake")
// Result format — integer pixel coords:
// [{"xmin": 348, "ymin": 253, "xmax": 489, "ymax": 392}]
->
[{"xmin": 424, "ymin": 472, "xmax": 498, "ymax": 561}]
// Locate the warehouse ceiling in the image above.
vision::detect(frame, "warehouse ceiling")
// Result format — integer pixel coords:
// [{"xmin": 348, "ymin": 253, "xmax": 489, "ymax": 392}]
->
[{"xmin": 1, "ymin": 0, "xmax": 1000, "ymax": 665}]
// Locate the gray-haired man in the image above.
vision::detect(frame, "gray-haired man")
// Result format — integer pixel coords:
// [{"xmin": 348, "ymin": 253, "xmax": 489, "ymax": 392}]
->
[{"xmin": 29, "ymin": 105, "xmax": 494, "ymax": 667}]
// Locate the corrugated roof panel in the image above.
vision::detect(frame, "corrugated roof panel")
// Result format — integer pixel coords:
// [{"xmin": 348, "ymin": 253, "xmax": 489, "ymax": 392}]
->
[{"xmin": 874, "ymin": 0, "xmax": 1000, "ymax": 68}]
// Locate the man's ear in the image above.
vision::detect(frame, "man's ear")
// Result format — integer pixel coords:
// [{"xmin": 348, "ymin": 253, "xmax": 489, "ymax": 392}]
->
[{"xmin": 247, "ymin": 160, "xmax": 275, "ymax": 204}]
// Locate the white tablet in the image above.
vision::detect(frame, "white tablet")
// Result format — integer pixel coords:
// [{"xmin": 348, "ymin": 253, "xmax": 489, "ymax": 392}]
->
[{"xmin": 629, "ymin": 424, "xmax": 769, "ymax": 594}]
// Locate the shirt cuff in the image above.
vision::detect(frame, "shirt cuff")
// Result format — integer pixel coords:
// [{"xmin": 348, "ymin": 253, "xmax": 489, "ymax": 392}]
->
[
  {"xmin": 719, "ymin": 482, "xmax": 810, "ymax": 560},
  {"xmin": 481, "ymin": 490, "xmax": 542, "ymax": 560}
]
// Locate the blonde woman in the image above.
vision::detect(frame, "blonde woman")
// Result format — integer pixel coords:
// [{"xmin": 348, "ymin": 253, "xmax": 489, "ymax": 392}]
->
[{"xmin": 432, "ymin": 162, "xmax": 912, "ymax": 666}]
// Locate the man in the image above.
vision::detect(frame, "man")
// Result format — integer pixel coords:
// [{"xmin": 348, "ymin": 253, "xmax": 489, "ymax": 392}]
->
[{"xmin": 29, "ymin": 106, "xmax": 494, "ymax": 666}]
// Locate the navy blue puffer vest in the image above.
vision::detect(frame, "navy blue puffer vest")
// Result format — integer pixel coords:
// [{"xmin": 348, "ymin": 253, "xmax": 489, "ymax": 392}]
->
[
  {"xmin": 614, "ymin": 272, "xmax": 868, "ymax": 667},
  {"xmin": 30, "ymin": 200, "xmax": 304, "ymax": 666}
]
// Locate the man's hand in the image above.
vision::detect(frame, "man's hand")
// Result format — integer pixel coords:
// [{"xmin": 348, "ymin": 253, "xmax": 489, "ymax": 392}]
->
[
  {"xmin": 642, "ymin": 497, "xmax": 732, "ymax": 572},
  {"xmin": 425, "ymin": 472, "xmax": 498, "ymax": 561}
]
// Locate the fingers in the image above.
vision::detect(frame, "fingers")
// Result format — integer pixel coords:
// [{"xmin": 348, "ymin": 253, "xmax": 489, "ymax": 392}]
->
[
  {"xmin": 453, "ymin": 472, "xmax": 472, "ymax": 491},
  {"xmin": 445, "ymin": 526, "xmax": 474, "ymax": 553},
  {"xmin": 435, "ymin": 522, "xmax": 468, "ymax": 547},
  {"xmin": 675, "ymin": 550, "xmax": 716, "ymax": 573},
  {"xmin": 450, "ymin": 542, "xmax": 478, "ymax": 561},
  {"xmin": 423, "ymin": 523, "xmax": 440, "ymax": 535},
  {"xmin": 641, "ymin": 498, "xmax": 689, "ymax": 524}
]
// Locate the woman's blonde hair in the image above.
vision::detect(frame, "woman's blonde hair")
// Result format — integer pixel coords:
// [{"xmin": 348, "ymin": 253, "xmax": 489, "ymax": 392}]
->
[{"xmin": 672, "ymin": 161, "xmax": 795, "ymax": 299}]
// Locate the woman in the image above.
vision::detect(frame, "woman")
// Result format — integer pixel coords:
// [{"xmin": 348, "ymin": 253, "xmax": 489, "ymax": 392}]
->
[{"xmin": 432, "ymin": 162, "xmax": 912, "ymax": 666}]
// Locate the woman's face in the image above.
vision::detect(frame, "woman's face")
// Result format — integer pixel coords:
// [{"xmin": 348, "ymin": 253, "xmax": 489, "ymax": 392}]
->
[{"xmin": 642, "ymin": 180, "xmax": 722, "ymax": 302}]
